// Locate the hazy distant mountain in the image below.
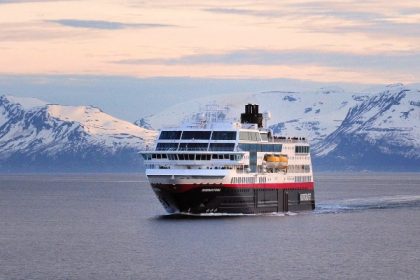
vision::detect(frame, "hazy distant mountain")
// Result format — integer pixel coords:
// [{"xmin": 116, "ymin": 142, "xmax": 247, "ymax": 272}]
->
[
  {"xmin": 0, "ymin": 95, "xmax": 156, "ymax": 172},
  {"xmin": 138, "ymin": 84, "xmax": 420, "ymax": 171}
]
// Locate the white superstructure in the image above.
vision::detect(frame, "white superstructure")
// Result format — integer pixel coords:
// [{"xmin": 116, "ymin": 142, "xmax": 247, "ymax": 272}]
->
[{"xmin": 142, "ymin": 104, "xmax": 313, "ymax": 189}]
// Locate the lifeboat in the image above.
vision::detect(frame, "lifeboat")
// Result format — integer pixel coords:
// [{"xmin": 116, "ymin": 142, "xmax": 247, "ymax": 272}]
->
[{"xmin": 264, "ymin": 154, "xmax": 288, "ymax": 169}]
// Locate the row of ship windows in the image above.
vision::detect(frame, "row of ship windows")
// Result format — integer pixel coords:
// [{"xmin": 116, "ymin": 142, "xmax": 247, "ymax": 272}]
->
[
  {"xmin": 288, "ymin": 165, "xmax": 311, "ymax": 173},
  {"xmin": 159, "ymin": 130, "xmax": 271, "ymax": 142},
  {"xmin": 143, "ymin": 153, "xmax": 244, "ymax": 161},
  {"xmin": 231, "ymin": 177, "xmax": 270, "ymax": 184},
  {"xmin": 156, "ymin": 143, "xmax": 235, "ymax": 151},
  {"xmin": 231, "ymin": 177, "xmax": 259, "ymax": 184},
  {"xmin": 159, "ymin": 131, "xmax": 237, "ymax": 140},
  {"xmin": 159, "ymin": 130, "xmax": 311, "ymax": 145},
  {"xmin": 156, "ymin": 143, "xmax": 287, "ymax": 153},
  {"xmin": 295, "ymin": 146, "xmax": 310, "ymax": 154},
  {"xmin": 295, "ymin": 176, "xmax": 312, "ymax": 182},
  {"xmin": 238, "ymin": 143, "xmax": 282, "ymax": 153},
  {"xmin": 148, "ymin": 165, "xmax": 236, "ymax": 170},
  {"xmin": 239, "ymin": 131, "xmax": 264, "ymax": 141}
]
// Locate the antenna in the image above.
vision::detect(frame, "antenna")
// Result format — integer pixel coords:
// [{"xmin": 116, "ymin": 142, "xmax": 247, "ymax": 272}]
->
[{"xmin": 263, "ymin": 111, "xmax": 271, "ymax": 128}]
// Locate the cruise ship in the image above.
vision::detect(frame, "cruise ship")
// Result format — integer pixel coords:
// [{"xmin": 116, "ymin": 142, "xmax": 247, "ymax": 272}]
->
[{"xmin": 141, "ymin": 104, "xmax": 315, "ymax": 214}]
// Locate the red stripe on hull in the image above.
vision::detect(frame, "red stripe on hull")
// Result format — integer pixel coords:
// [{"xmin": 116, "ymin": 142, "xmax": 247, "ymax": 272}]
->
[{"xmin": 155, "ymin": 182, "xmax": 314, "ymax": 192}]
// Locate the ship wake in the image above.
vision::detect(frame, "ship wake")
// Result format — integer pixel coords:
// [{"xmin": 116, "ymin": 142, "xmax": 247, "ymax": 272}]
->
[{"xmin": 315, "ymin": 195, "xmax": 420, "ymax": 214}]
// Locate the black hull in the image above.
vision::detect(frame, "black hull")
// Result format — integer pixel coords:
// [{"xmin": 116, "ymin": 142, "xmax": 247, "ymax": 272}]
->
[{"xmin": 151, "ymin": 184, "xmax": 315, "ymax": 214}]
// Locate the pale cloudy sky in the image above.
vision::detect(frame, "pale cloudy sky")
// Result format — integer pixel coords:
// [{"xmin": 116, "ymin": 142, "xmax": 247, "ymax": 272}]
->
[{"xmin": 1, "ymin": 0, "xmax": 420, "ymax": 84}]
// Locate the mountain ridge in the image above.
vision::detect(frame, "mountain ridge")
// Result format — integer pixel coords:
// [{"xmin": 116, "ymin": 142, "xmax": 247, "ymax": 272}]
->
[
  {"xmin": 136, "ymin": 84, "xmax": 419, "ymax": 171},
  {"xmin": 0, "ymin": 95, "xmax": 156, "ymax": 172},
  {"xmin": 1, "ymin": 83, "xmax": 419, "ymax": 172}
]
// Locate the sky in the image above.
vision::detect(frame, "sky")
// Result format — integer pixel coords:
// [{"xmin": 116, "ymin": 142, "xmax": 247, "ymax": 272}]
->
[
  {"xmin": 0, "ymin": 0, "xmax": 420, "ymax": 84},
  {"xmin": 0, "ymin": 0, "xmax": 420, "ymax": 120}
]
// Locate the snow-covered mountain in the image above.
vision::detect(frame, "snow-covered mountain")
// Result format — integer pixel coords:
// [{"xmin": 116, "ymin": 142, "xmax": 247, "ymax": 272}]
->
[
  {"xmin": 136, "ymin": 87, "xmax": 368, "ymax": 143},
  {"xmin": 313, "ymin": 84, "xmax": 420, "ymax": 171},
  {"xmin": 0, "ymin": 95, "xmax": 156, "ymax": 172},
  {"xmin": 137, "ymin": 84, "xmax": 420, "ymax": 171},
  {"xmin": 2, "ymin": 82, "xmax": 418, "ymax": 172}
]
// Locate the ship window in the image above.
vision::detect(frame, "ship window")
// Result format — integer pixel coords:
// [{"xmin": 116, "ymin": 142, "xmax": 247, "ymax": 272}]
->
[
  {"xmin": 179, "ymin": 143, "xmax": 208, "ymax": 151},
  {"xmin": 211, "ymin": 131, "xmax": 237, "ymax": 140},
  {"xmin": 156, "ymin": 143, "xmax": 179, "ymax": 151},
  {"xmin": 197, "ymin": 154, "xmax": 210, "ymax": 160},
  {"xmin": 260, "ymin": 133, "xmax": 268, "ymax": 141},
  {"xmin": 181, "ymin": 131, "xmax": 211, "ymax": 140},
  {"xmin": 188, "ymin": 154, "xmax": 195, "ymax": 160},
  {"xmin": 295, "ymin": 146, "xmax": 309, "ymax": 154},
  {"xmin": 209, "ymin": 143, "xmax": 235, "ymax": 151},
  {"xmin": 235, "ymin": 155, "xmax": 243, "ymax": 160},
  {"xmin": 159, "ymin": 131, "xmax": 181, "ymax": 140},
  {"xmin": 212, "ymin": 154, "xmax": 218, "ymax": 159},
  {"xmin": 239, "ymin": 131, "xmax": 261, "ymax": 141},
  {"xmin": 238, "ymin": 143, "xmax": 249, "ymax": 151},
  {"xmin": 223, "ymin": 154, "xmax": 229, "ymax": 160},
  {"xmin": 239, "ymin": 143, "xmax": 282, "ymax": 152},
  {"xmin": 230, "ymin": 154, "xmax": 235, "ymax": 160}
]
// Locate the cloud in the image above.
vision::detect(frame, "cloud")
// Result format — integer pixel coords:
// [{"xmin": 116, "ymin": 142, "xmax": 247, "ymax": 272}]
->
[
  {"xmin": 399, "ymin": 7, "xmax": 420, "ymax": 15},
  {"xmin": 204, "ymin": 3, "xmax": 382, "ymax": 21},
  {"xmin": 114, "ymin": 49, "xmax": 420, "ymax": 72},
  {"xmin": 286, "ymin": 1, "xmax": 420, "ymax": 37},
  {"xmin": 0, "ymin": 22, "xmax": 85, "ymax": 42},
  {"xmin": 48, "ymin": 19, "xmax": 176, "ymax": 30},
  {"xmin": 308, "ymin": 20, "xmax": 420, "ymax": 38},
  {"xmin": 0, "ymin": 0, "xmax": 65, "ymax": 4},
  {"xmin": 204, "ymin": 8, "xmax": 284, "ymax": 18},
  {"xmin": 287, "ymin": 1, "xmax": 383, "ymax": 19}
]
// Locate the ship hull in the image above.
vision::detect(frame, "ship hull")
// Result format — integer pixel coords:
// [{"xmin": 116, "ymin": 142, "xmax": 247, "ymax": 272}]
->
[{"xmin": 150, "ymin": 183, "xmax": 315, "ymax": 214}]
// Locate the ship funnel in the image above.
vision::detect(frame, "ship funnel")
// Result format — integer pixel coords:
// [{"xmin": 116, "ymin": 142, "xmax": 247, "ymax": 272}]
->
[{"xmin": 241, "ymin": 104, "xmax": 263, "ymax": 128}]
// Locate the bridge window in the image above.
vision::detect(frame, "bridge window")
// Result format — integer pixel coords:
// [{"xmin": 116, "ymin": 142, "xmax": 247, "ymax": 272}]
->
[
  {"xmin": 159, "ymin": 131, "xmax": 181, "ymax": 140},
  {"xmin": 156, "ymin": 143, "xmax": 179, "ymax": 151},
  {"xmin": 179, "ymin": 143, "xmax": 208, "ymax": 151},
  {"xmin": 211, "ymin": 131, "xmax": 237, "ymax": 140},
  {"xmin": 209, "ymin": 143, "xmax": 235, "ymax": 151},
  {"xmin": 196, "ymin": 154, "xmax": 211, "ymax": 160},
  {"xmin": 181, "ymin": 131, "xmax": 211, "ymax": 140},
  {"xmin": 141, "ymin": 154, "xmax": 152, "ymax": 160},
  {"xmin": 167, "ymin": 154, "xmax": 177, "ymax": 160}
]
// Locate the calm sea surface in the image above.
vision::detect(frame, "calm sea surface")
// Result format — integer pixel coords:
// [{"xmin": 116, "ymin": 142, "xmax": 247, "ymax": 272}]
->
[{"xmin": 1, "ymin": 173, "xmax": 420, "ymax": 280}]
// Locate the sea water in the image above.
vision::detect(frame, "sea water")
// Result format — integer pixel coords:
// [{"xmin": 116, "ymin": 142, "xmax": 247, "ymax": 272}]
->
[{"xmin": 0, "ymin": 173, "xmax": 419, "ymax": 280}]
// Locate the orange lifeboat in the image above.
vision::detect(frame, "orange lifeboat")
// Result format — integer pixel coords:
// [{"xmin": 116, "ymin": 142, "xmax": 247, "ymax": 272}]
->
[{"xmin": 264, "ymin": 154, "xmax": 288, "ymax": 169}]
